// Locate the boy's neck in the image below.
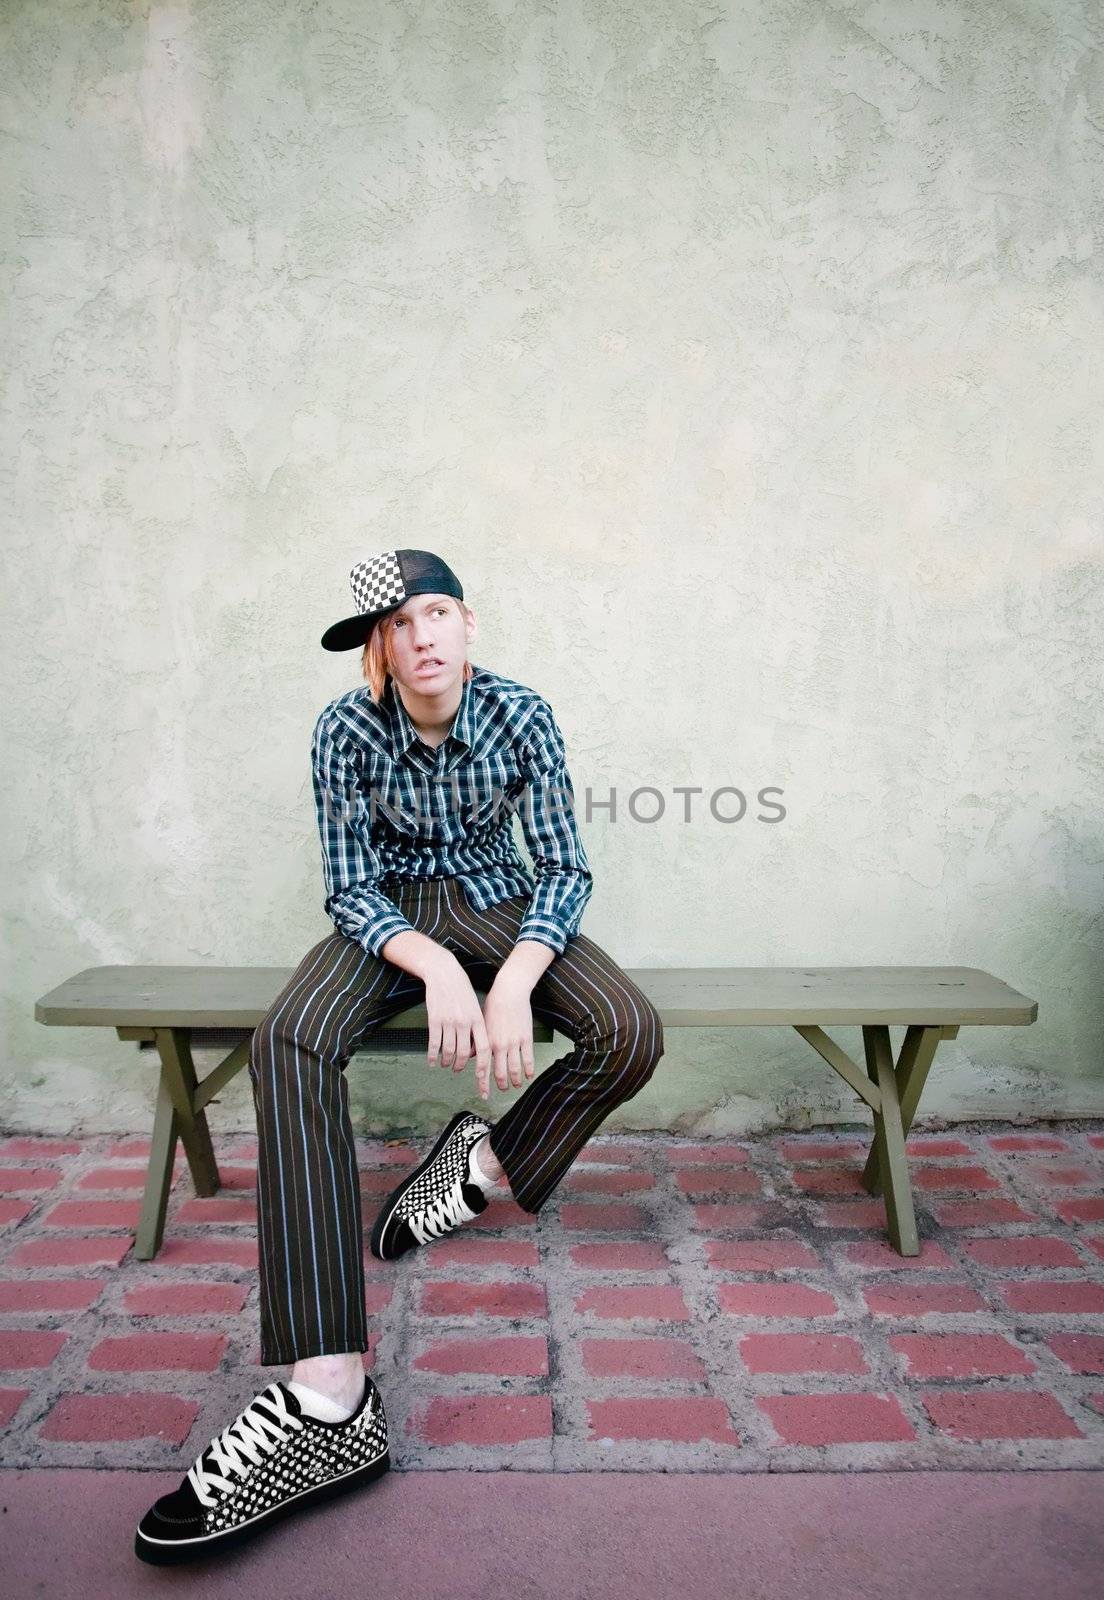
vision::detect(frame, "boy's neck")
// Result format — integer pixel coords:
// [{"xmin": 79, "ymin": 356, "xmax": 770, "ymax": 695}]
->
[{"xmin": 394, "ymin": 672, "xmax": 464, "ymax": 746}]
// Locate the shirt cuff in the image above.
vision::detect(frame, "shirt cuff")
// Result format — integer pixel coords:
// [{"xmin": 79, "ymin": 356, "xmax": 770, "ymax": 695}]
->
[
  {"xmin": 360, "ymin": 910, "xmax": 418, "ymax": 960},
  {"xmin": 515, "ymin": 918, "xmax": 570, "ymax": 956},
  {"xmin": 326, "ymin": 892, "xmax": 417, "ymax": 961}
]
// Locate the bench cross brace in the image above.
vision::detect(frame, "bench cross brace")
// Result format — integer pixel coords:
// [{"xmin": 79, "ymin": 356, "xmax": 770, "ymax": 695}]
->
[
  {"xmin": 116, "ymin": 1026, "xmax": 247, "ymax": 1260},
  {"xmin": 791, "ymin": 1021, "xmax": 958, "ymax": 1256}
]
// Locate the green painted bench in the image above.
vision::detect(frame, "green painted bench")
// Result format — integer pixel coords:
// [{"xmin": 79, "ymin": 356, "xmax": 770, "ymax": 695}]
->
[{"xmin": 33, "ymin": 964, "xmax": 1037, "ymax": 1262}]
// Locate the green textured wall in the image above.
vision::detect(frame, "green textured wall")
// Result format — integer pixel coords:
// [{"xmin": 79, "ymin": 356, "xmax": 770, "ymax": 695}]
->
[{"xmin": 3, "ymin": 1, "xmax": 1102, "ymax": 1138}]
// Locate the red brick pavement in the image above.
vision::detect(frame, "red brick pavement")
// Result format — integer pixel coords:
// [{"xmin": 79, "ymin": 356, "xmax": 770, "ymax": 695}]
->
[{"xmin": 0, "ymin": 1122, "xmax": 1102, "ymax": 1472}]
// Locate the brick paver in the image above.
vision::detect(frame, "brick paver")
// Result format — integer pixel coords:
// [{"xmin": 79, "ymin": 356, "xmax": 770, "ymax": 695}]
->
[
  {"xmin": 0, "ymin": 1119, "xmax": 1101, "ymax": 1473},
  {"xmin": 739, "ymin": 1333, "xmax": 868, "ymax": 1374},
  {"xmin": 922, "ymin": 1390, "xmax": 1083, "ymax": 1441},
  {"xmin": 410, "ymin": 1393, "xmax": 552, "ymax": 1447},
  {"xmin": 412, "ymin": 1336, "xmax": 549, "ymax": 1377},
  {"xmin": 887, "ymin": 1333, "xmax": 1036, "ymax": 1378},
  {"xmin": 758, "ymin": 1392, "xmax": 915, "ymax": 1445},
  {"xmin": 587, "ymin": 1395, "xmax": 739, "ymax": 1445}
]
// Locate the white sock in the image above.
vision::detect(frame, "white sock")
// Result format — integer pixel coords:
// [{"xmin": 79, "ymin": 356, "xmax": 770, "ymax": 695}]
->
[
  {"xmin": 286, "ymin": 1373, "xmax": 364, "ymax": 1423},
  {"xmin": 467, "ymin": 1134, "xmax": 500, "ymax": 1193}
]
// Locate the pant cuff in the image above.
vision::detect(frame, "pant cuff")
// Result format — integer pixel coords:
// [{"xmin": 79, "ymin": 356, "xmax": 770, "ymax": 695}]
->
[
  {"xmin": 486, "ymin": 1128, "xmax": 544, "ymax": 1214},
  {"xmin": 258, "ymin": 1339, "xmax": 371, "ymax": 1368}
]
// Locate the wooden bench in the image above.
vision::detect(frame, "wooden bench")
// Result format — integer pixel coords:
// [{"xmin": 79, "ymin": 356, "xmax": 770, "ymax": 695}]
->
[{"xmin": 33, "ymin": 964, "xmax": 1037, "ymax": 1262}]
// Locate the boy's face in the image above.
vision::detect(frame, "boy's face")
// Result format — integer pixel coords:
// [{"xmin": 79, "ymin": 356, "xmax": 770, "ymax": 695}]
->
[{"xmin": 384, "ymin": 592, "xmax": 474, "ymax": 690}]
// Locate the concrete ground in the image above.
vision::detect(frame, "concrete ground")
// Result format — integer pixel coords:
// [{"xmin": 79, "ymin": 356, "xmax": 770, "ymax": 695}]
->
[
  {"xmin": 1, "ymin": 1467, "xmax": 1102, "ymax": 1598},
  {"xmin": 0, "ymin": 1119, "xmax": 1102, "ymax": 1590}
]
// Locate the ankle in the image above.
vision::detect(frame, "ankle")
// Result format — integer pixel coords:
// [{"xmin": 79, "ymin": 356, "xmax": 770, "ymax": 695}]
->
[
  {"xmin": 472, "ymin": 1132, "xmax": 505, "ymax": 1182},
  {"xmin": 290, "ymin": 1352, "xmax": 364, "ymax": 1403}
]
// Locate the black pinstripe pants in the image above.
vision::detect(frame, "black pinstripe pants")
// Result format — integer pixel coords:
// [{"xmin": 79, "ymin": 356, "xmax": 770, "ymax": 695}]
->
[{"xmin": 248, "ymin": 876, "xmax": 665, "ymax": 1366}]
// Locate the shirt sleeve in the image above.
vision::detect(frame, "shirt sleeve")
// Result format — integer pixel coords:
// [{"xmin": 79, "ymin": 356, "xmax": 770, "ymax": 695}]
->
[
  {"xmin": 311, "ymin": 711, "xmax": 416, "ymax": 960},
  {"xmin": 514, "ymin": 699, "xmax": 594, "ymax": 955}
]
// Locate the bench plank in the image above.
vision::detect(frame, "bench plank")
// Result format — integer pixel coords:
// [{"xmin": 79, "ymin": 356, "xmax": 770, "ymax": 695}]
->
[
  {"xmin": 35, "ymin": 963, "xmax": 1037, "ymax": 1028},
  {"xmin": 625, "ymin": 967, "xmax": 1036, "ymax": 1025}
]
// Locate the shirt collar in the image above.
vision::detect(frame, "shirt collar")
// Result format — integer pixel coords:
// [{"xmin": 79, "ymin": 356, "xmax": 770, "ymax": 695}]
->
[{"xmin": 386, "ymin": 669, "xmax": 476, "ymax": 765}]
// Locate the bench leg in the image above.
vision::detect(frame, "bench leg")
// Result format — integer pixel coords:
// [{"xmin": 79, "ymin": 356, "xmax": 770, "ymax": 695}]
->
[
  {"xmin": 133, "ymin": 1028, "xmax": 220, "ymax": 1261},
  {"xmin": 134, "ymin": 1067, "xmax": 179, "ymax": 1261},
  {"xmin": 862, "ymin": 1024, "xmax": 919, "ymax": 1256},
  {"xmin": 861, "ymin": 1024, "xmax": 944, "ymax": 1197}
]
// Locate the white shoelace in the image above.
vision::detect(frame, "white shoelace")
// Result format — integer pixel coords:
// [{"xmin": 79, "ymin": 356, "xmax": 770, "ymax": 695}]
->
[
  {"xmin": 409, "ymin": 1174, "xmax": 480, "ymax": 1246},
  {"xmin": 187, "ymin": 1384, "xmax": 304, "ymax": 1508}
]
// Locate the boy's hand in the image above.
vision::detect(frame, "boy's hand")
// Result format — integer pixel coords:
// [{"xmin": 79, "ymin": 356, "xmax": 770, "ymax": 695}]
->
[
  {"xmin": 478, "ymin": 970, "xmax": 536, "ymax": 1099},
  {"xmin": 423, "ymin": 952, "xmax": 492, "ymax": 1092},
  {"xmin": 421, "ymin": 947, "xmax": 543, "ymax": 1102}
]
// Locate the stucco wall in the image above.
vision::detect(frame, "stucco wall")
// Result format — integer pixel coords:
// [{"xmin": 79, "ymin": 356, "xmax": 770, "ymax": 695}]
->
[{"xmin": 3, "ymin": 0, "xmax": 1102, "ymax": 1139}]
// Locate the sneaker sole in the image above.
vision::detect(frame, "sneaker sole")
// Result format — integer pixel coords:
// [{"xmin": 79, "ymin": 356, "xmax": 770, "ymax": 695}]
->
[
  {"xmin": 368, "ymin": 1110, "xmax": 488, "ymax": 1261},
  {"xmin": 133, "ymin": 1446, "xmax": 391, "ymax": 1565}
]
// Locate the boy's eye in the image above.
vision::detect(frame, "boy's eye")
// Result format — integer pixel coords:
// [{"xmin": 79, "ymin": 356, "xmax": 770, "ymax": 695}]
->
[{"xmin": 396, "ymin": 607, "xmax": 447, "ymax": 625}]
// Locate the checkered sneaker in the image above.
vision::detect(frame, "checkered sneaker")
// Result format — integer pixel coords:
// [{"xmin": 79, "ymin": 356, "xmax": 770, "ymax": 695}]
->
[
  {"xmin": 134, "ymin": 1377, "xmax": 390, "ymax": 1565},
  {"xmin": 369, "ymin": 1110, "xmax": 494, "ymax": 1260},
  {"xmin": 349, "ymin": 552, "xmax": 405, "ymax": 616}
]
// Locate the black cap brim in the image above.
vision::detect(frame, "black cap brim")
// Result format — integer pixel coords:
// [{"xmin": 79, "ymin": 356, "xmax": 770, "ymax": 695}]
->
[{"xmin": 320, "ymin": 609, "xmax": 393, "ymax": 652}]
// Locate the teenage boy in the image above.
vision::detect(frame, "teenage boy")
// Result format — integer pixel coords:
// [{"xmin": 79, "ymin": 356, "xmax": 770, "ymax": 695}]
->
[{"xmin": 134, "ymin": 548, "xmax": 664, "ymax": 1564}]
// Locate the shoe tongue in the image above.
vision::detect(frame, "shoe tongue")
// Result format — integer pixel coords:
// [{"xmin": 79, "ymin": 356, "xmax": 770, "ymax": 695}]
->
[
  {"xmin": 461, "ymin": 1177, "xmax": 490, "ymax": 1210},
  {"xmin": 272, "ymin": 1379, "xmax": 303, "ymax": 1418}
]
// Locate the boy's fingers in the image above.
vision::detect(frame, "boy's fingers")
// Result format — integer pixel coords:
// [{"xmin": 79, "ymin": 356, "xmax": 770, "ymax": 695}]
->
[
  {"xmin": 426, "ymin": 1023, "xmax": 441, "ymax": 1070},
  {"xmin": 473, "ymin": 1018, "xmax": 492, "ymax": 1100},
  {"xmin": 454, "ymin": 1026, "xmax": 474, "ymax": 1072}
]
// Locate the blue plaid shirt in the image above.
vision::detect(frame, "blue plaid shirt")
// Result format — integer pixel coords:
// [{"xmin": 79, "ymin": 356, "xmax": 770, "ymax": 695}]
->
[{"xmin": 311, "ymin": 664, "xmax": 593, "ymax": 960}]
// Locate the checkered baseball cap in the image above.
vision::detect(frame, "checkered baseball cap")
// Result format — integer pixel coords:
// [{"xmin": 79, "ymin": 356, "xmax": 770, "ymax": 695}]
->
[{"xmin": 320, "ymin": 550, "xmax": 464, "ymax": 652}]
